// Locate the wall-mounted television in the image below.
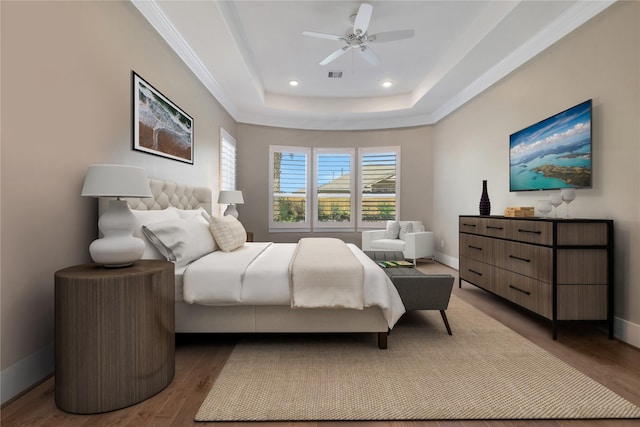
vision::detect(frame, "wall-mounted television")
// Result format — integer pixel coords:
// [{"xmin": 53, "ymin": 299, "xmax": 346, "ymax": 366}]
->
[{"xmin": 509, "ymin": 99, "xmax": 592, "ymax": 192}]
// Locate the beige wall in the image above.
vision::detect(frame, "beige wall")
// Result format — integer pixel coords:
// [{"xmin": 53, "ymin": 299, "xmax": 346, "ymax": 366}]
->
[
  {"xmin": 433, "ymin": 2, "xmax": 640, "ymax": 332},
  {"xmin": 236, "ymin": 124, "xmax": 434, "ymax": 245},
  {"xmin": 1, "ymin": 0, "xmax": 235, "ymax": 402}
]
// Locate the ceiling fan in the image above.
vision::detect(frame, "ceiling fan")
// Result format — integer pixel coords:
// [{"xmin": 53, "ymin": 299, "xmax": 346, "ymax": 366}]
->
[{"xmin": 302, "ymin": 3, "xmax": 415, "ymax": 66}]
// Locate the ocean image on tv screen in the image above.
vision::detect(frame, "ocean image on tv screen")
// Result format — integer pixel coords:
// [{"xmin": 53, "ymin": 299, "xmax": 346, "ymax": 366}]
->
[{"xmin": 510, "ymin": 100, "xmax": 592, "ymax": 191}]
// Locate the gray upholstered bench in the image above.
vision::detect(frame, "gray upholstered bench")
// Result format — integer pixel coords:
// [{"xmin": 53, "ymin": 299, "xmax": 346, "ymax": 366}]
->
[{"xmin": 365, "ymin": 250, "xmax": 454, "ymax": 335}]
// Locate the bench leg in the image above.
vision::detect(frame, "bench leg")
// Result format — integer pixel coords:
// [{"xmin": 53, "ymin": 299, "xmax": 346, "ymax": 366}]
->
[{"xmin": 440, "ymin": 310, "xmax": 452, "ymax": 335}]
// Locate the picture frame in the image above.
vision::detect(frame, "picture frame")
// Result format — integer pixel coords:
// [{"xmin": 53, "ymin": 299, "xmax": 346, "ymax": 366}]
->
[{"xmin": 132, "ymin": 71, "xmax": 194, "ymax": 164}]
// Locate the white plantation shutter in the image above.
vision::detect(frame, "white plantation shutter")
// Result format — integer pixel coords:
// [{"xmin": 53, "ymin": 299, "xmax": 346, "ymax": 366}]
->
[
  {"xmin": 314, "ymin": 148, "xmax": 355, "ymax": 229},
  {"xmin": 220, "ymin": 129, "xmax": 236, "ymax": 192},
  {"xmin": 359, "ymin": 147, "xmax": 400, "ymax": 228},
  {"xmin": 269, "ymin": 145, "xmax": 311, "ymax": 230}
]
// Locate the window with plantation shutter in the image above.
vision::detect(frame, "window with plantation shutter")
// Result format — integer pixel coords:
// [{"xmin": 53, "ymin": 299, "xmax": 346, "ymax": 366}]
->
[
  {"xmin": 313, "ymin": 148, "xmax": 355, "ymax": 229},
  {"xmin": 358, "ymin": 147, "xmax": 400, "ymax": 229},
  {"xmin": 269, "ymin": 145, "xmax": 311, "ymax": 230},
  {"xmin": 268, "ymin": 145, "xmax": 400, "ymax": 232},
  {"xmin": 220, "ymin": 128, "xmax": 236, "ymax": 192}
]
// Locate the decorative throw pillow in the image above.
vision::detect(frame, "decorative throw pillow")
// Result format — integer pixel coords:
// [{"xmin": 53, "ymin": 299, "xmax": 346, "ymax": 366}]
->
[
  {"xmin": 207, "ymin": 215, "xmax": 247, "ymax": 252},
  {"xmin": 411, "ymin": 221, "xmax": 426, "ymax": 233},
  {"xmin": 399, "ymin": 222, "xmax": 414, "ymax": 240},
  {"xmin": 385, "ymin": 220, "xmax": 401, "ymax": 239},
  {"xmin": 142, "ymin": 217, "xmax": 217, "ymax": 268}
]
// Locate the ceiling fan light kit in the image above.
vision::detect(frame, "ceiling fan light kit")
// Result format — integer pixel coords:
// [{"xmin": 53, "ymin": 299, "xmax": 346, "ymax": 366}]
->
[{"xmin": 303, "ymin": 3, "xmax": 415, "ymax": 66}]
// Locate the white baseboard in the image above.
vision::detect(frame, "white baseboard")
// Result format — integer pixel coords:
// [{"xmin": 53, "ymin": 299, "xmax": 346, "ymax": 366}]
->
[
  {"xmin": 434, "ymin": 251, "xmax": 458, "ymax": 270},
  {"xmin": 1, "ymin": 343, "xmax": 54, "ymax": 405},
  {"xmin": 614, "ymin": 316, "xmax": 640, "ymax": 349}
]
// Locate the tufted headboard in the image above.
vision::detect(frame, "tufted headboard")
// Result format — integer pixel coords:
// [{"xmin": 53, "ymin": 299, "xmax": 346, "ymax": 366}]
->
[{"xmin": 99, "ymin": 178, "xmax": 212, "ymax": 215}]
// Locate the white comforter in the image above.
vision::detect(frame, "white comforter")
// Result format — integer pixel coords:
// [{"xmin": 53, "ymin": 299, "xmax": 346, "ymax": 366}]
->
[{"xmin": 182, "ymin": 242, "xmax": 405, "ymax": 328}]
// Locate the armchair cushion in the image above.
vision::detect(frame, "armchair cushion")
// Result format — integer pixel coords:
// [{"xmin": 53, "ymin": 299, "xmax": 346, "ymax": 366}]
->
[
  {"xmin": 399, "ymin": 222, "xmax": 413, "ymax": 240},
  {"xmin": 385, "ymin": 220, "xmax": 400, "ymax": 239}
]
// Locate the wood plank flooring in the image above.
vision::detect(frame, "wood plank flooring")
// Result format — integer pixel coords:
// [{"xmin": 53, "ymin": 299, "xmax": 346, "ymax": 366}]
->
[{"xmin": 2, "ymin": 262, "xmax": 639, "ymax": 427}]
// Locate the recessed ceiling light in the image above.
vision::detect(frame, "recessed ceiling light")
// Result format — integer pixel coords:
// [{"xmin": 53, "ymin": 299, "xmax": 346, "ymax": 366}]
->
[
  {"xmin": 382, "ymin": 80, "xmax": 393, "ymax": 88},
  {"xmin": 289, "ymin": 80, "xmax": 299, "ymax": 87}
]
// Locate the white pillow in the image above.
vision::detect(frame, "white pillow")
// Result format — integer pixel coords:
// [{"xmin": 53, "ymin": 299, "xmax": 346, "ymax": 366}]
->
[
  {"xmin": 385, "ymin": 220, "xmax": 400, "ymax": 239},
  {"xmin": 142, "ymin": 218, "xmax": 217, "ymax": 268},
  {"xmin": 410, "ymin": 221, "xmax": 425, "ymax": 233},
  {"xmin": 207, "ymin": 215, "xmax": 247, "ymax": 252},
  {"xmin": 175, "ymin": 207, "xmax": 210, "ymax": 222},
  {"xmin": 130, "ymin": 208, "xmax": 181, "ymax": 259},
  {"xmin": 399, "ymin": 222, "xmax": 414, "ymax": 240}
]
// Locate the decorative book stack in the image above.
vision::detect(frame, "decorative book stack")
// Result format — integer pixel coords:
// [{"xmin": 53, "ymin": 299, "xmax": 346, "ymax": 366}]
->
[{"xmin": 504, "ymin": 206, "xmax": 535, "ymax": 217}]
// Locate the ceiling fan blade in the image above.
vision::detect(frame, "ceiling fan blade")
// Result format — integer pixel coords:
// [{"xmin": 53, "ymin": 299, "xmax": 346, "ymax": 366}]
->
[
  {"xmin": 320, "ymin": 46, "xmax": 350, "ymax": 65},
  {"xmin": 353, "ymin": 3, "xmax": 373, "ymax": 36},
  {"xmin": 302, "ymin": 31, "xmax": 344, "ymax": 41},
  {"xmin": 369, "ymin": 29, "xmax": 415, "ymax": 43},
  {"xmin": 358, "ymin": 45, "xmax": 381, "ymax": 66}
]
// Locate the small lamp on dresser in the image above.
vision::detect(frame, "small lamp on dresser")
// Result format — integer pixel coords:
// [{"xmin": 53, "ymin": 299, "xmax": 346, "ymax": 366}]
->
[
  {"xmin": 218, "ymin": 190, "xmax": 244, "ymax": 218},
  {"xmin": 81, "ymin": 164, "xmax": 152, "ymax": 267}
]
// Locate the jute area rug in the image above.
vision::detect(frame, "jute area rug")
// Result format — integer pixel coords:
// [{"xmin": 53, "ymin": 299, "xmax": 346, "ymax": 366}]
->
[{"xmin": 196, "ymin": 295, "xmax": 640, "ymax": 421}]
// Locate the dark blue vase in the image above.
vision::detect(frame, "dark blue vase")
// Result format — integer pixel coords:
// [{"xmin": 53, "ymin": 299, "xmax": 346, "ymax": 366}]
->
[{"xmin": 479, "ymin": 180, "xmax": 491, "ymax": 215}]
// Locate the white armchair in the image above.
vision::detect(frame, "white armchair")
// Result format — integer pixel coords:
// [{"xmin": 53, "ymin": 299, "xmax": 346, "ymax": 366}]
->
[{"xmin": 361, "ymin": 220, "xmax": 435, "ymax": 264}]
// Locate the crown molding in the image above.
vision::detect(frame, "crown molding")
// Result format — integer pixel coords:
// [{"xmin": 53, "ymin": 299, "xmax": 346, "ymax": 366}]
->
[
  {"xmin": 432, "ymin": 0, "xmax": 616, "ymax": 123},
  {"xmin": 130, "ymin": 0, "xmax": 239, "ymax": 119}
]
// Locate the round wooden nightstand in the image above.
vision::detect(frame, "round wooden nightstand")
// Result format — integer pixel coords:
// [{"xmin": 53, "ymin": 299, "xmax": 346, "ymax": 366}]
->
[{"xmin": 54, "ymin": 260, "xmax": 175, "ymax": 414}]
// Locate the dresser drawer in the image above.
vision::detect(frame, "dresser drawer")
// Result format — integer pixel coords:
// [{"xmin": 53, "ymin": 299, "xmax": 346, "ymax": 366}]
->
[
  {"xmin": 495, "ymin": 268, "xmax": 552, "ymax": 318},
  {"xmin": 484, "ymin": 218, "xmax": 508, "ymax": 239},
  {"xmin": 506, "ymin": 220, "xmax": 552, "ymax": 245},
  {"xmin": 494, "ymin": 240, "xmax": 552, "ymax": 282},
  {"xmin": 459, "ymin": 217, "xmax": 483, "ymax": 235},
  {"xmin": 459, "ymin": 257, "xmax": 495, "ymax": 292},
  {"xmin": 459, "ymin": 234, "xmax": 495, "ymax": 264}
]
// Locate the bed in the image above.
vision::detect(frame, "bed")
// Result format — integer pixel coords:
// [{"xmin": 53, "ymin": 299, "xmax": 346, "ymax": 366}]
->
[{"xmin": 99, "ymin": 179, "xmax": 405, "ymax": 348}]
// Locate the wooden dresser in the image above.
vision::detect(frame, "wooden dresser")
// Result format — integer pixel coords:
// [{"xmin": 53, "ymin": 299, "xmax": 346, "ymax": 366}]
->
[{"xmin": 459, "ymin": 215, "xmax": 613, "ymax": 339}]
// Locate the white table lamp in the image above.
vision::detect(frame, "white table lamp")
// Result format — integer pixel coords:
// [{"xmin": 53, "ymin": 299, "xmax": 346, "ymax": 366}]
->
[
  {"xmin": 81, "ymin": 164, "xmax": 153, "ymax": 267},
  {"xmin": 218, "ymin": 190, "xmax": 244, "ymax": 217}
]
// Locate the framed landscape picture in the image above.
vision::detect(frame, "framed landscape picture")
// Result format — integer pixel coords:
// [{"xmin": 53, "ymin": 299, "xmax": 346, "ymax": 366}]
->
[{"xmin": 132, "ymin": 71, "xmax": 194, "ymax": 164}]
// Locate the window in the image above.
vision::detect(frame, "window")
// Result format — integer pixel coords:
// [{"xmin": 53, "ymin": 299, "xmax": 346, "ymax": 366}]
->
[
  {"xmin": 269, "ymin": 145, "xmax": 400, "ymax": 232},
  {"xmin": 220, "ymin": 128, "xmax": 237, "ymax": 192},
  {"xmin": 269, "ymin": 145, "xmax": 311, "ymax": 230},
  {"xmin": 314, "ymin": 148, "xmax": 355, "ymax": 229},
  {"xmin": 358, "ymin": 147, "xmax": 400, "ymax": 229}
]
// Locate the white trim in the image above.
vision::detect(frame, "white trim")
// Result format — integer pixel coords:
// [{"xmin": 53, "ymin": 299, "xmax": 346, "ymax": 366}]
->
[
  {"xmin": 269, "ymin": 145, "xmax": 311, "ymax": 231},
  {"xmin": 1, "ymin": 343, "xmax": 54, "ymax": 405},
  {"xmin": 313, "ymin": 148, "xmax": 356, "ymax": 230},
  {"xmin": 357, "ymin": 146, "xmax": 401, "ymax": 229},
  {"xmin": 614, "ymin": 316, "xmax": 640, "ymax": 349},
  {"xmin": 130, "ymin": 0, "xmax": 239, "ymax": 119},
  {"xmin": 434, "ymin": 251, "xmax": 459, "ymax": 271},
  {"xmin": 431, "ymin": 0, "xmax": 616, "ymax": 123}
]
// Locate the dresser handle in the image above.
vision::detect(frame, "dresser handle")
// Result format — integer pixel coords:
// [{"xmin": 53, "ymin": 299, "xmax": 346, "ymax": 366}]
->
[
  {"xmin": 462, "ymin": 223, "xmax": 477, "ymax": 227},
  {"xmin": 468, "ymin": 245, "xmax": 483, "ymax": 251},
  {"xmin": 509, "ymin": 255, "xmax": 531, "ymax": 263},
  {"xmin": 487, "ymin": 225, "xmax": 504, "ymax": 230},
  {"xmin": 518, "ymin": 228, "xmax": 541, "ymax": 235},
  {"xmin": 468, "ymin": 269, "xmax": 483, "ymax": 276},
  {"xmin": 509, "ymin": 284, "xmax": 531, "ymax": 296}
]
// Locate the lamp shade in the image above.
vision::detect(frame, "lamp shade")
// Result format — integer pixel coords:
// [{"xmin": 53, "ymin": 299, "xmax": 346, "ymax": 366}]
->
[
  {"xmin": 81, "ymin": 164, "xmax": 152, "ymax": 198},
  {"xmin": 217, "ymin": 190, "xmax": 244, "ymax": 205}
]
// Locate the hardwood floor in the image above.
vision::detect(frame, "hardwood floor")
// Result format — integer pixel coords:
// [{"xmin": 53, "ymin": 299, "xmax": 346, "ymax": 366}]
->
[{"xmin": 2, "ymin": 262, "xmax": 639, "ymax": 427}]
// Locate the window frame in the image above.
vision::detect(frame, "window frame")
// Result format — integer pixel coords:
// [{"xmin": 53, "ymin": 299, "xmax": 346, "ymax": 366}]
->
[
  {"xmin": 269, "ymin": 145, "xmax": 312, "ymax": 231},
  {"xmin": 357, "ymin": 146, "xmax": 401, "ymax": 230},
  {"xmin": 219, "ymin": 128, "xmax": 237, "ymax": 216},
  {"xmin": 312, "ymin": 147, "xmax": 356, "ymax": 231}
]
